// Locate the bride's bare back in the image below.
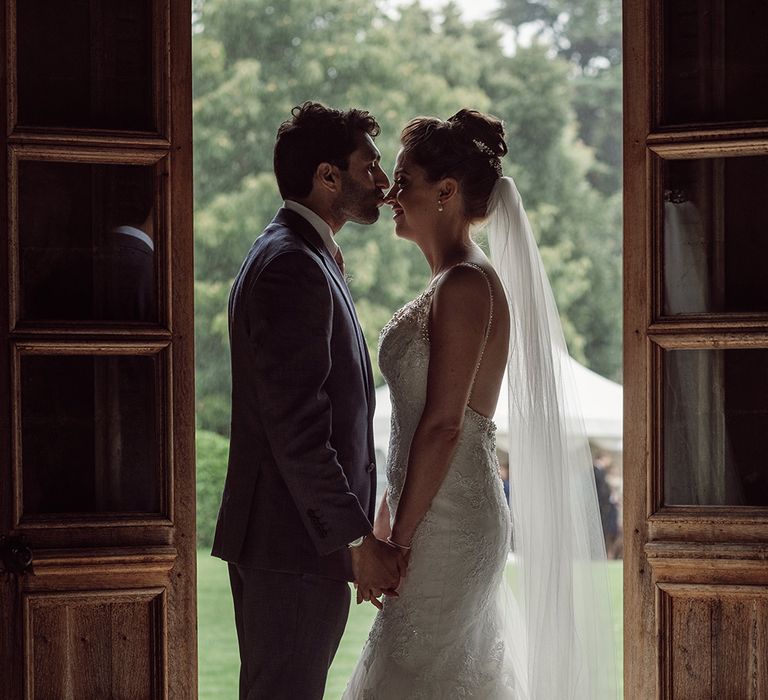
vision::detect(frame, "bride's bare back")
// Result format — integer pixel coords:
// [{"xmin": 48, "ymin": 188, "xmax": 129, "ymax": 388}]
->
[{"xmin": 428, "ymin": 255, "xmax": 511, "ymax": 423}]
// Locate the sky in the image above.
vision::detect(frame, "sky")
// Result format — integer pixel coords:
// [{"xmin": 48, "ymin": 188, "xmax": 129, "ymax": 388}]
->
[
  {"xmin": 387, "ymin": 0, "xmax": 522, "ymax": 54},
  {"xmin": 389, "ymin": 0, "xmax": 501, "ymax": 22},
  {"xmin": 416, "ymin": 0, "xmax": 500, "ymax": 20}
]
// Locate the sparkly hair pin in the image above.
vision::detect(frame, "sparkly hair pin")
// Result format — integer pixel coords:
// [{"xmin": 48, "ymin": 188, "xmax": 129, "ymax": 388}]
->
[
  {"xmin": 472, "ymin": 138, "xmax": 496, "ymax": 157},
  {"xmin": 472, "ymin": 138, "xmax": 503, "ymax": 176}
]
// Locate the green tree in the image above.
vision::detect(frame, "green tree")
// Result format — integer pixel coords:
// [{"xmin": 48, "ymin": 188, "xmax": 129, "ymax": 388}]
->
[
  {"xmin": 493, "ymin": 0, "xmax": 623, "ymax": 378},
  {"xmin": 196, "ymin": 429, "xmax": 230, "ymax": 548},
  {"xmin": 495, "ymin": 0, "xmax": 623, "ymax": 197},
  {"xmin": 192, "ymin": 0, "xmax": 623, "ymax": 434}
]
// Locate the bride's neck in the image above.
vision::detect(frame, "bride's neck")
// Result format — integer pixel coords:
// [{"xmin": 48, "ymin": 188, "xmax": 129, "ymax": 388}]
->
[{"xmin": 424, "ymin": 237, "xmax": 475, "ymax": 279}]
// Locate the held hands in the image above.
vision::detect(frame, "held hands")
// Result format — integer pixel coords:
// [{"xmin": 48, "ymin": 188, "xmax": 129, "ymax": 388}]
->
[{"xmin": 350, "ymin": 535, "xmax": 408, "ymax": 610}]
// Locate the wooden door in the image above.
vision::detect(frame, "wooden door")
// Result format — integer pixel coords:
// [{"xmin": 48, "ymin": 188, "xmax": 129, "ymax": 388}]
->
[
  {"xmin": 0, "ymin": 1, "xmax": 196, "ymax": 698},
  {"xmin": 624, "ymin": 1, "xmax": 768, "ymax": 697}
]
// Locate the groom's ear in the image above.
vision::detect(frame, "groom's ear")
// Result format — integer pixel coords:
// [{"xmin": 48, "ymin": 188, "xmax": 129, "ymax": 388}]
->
[{"xmin": 315, "ymin": 162, "xmax": 341, "ymax": 193}]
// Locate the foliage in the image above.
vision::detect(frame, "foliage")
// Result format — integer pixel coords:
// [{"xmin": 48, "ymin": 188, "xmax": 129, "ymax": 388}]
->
[
  {"xmin": 494, "ymin": 0, "xmax": 624, "ymax": 373},
  {"xmin": 495, "ymin": 0, "xmax": 623, "ymax": 197},
  {"xmin": 196, "ymin": 429, "xmax": 230, "ymax": 548},
  {"xmin": 192, "ymin": 0, "xmax": 623, "ymax": 435}
]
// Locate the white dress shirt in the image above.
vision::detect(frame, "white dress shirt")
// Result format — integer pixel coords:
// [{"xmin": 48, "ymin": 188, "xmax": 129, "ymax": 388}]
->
[{"xmin": 283, "ymin": 200, "xmax": 340, "ymax": 259}]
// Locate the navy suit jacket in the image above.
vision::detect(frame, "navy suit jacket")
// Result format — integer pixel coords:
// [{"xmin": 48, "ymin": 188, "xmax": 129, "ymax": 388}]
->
[{"xmin": 211, "ymin": 208, "xmax": 376, "ymax": 581}]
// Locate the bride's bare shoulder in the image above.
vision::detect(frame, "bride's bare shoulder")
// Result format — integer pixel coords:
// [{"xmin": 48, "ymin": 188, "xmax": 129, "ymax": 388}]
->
[{"xmin": 431, "ymin": 262, "xmax": 493, "ymax": 321}]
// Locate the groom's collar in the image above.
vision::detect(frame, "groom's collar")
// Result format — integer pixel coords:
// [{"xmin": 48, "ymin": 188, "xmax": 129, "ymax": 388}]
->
[
  {"xmin": 283, "ymin": 200, "xmax": 339, "ymax": 258},
  {"xmin": 271, "ymin": 207, "xmax": 325, "ymax": 256}
]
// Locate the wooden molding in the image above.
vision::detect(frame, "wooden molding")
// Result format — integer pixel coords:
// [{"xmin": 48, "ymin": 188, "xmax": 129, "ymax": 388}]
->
[
  {"xmin": 29, "ymin": 547, "xmax": 177, "ymax": 578},
  {"xmin": 649, "ymin": 137, "xmax": 768, "ymax": 160}
]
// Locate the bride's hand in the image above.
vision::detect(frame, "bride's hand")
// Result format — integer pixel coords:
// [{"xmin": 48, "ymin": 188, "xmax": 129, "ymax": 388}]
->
[
  {"xmin": 372, "ymin": 489, "xmax": 392, "ymax": 540},
  {"xmin": 356, "ymin": 582, "xmax": 396, "ymax": 610},
  {"xmin": 372, "ymin": 520, "xmax": 391, "ymax": 540},
  {"xmin": 357, "ymin": 586, "xmax": 387, "ymax": 610}
]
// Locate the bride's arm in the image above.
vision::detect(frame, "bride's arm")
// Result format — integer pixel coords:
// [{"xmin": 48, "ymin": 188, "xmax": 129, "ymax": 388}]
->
[
  {"xmin": 372, "ymin": 490, "xmax": 391, "ymax": 540},
  {"xmin": 390, "ymin": 265, "xmax": 491, "ymax": 547}
]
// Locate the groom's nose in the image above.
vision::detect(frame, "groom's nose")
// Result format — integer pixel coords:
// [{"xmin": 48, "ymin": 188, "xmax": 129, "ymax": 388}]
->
[{"xmin": 374, "ymin": 163, "xmax": 390, "ymax": 190}]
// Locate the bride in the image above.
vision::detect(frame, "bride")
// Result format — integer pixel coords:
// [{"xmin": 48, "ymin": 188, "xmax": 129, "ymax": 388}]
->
[{"xmin": 343, "ymin": 110, "xmax": 617, "ymax": 699}]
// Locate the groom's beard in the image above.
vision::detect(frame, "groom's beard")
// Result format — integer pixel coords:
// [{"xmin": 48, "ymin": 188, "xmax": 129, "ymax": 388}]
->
[{"xmin": 334, "ymin": 173, "xmax": 382, "ymax": 225}]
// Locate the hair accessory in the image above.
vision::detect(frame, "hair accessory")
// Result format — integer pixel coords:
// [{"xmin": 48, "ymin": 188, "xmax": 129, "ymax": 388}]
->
[
  {"xmin": 472, "ymin": 138, "xmax": 496, "ymax": 157},
  {"xmin": 472, "ymin": 138, "xmax": 503, "ymax": 176}
]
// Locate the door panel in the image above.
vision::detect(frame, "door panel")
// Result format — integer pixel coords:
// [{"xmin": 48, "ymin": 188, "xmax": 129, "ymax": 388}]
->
[
  {"xmin": 625, "ymin": 1, "xmax": 768, "ymax": 697},
  {"xmin": 0, "ymin": 1, "xmax": 195, "ymax": 698},
  {"xmin": 659, "ymin": 584, "xmax": 768, "ymax": 699},
  {"xmin": 25, "ymin": 588, "xmax": 166, "ymax": 700}
]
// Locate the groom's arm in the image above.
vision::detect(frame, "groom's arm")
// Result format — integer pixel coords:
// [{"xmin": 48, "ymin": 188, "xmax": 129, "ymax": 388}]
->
[{"xmin": 248, "ymin": 250, "xmax": 371, "ymax": 556}]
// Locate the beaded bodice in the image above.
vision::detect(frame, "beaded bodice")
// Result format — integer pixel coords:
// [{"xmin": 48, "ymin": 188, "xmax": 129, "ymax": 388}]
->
[{"xmin": 378, "ymin": 263, "xmax": 498, "ymax": 515}]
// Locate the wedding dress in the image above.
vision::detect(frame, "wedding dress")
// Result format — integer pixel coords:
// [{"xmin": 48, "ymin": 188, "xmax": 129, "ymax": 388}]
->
[
  {"xmin": 344, "ymin": 177, "xmax": 617, "ymax": 699},
  {"xmin": 343, "ymin": 263, "xmax": 521, "ymax": 699}
]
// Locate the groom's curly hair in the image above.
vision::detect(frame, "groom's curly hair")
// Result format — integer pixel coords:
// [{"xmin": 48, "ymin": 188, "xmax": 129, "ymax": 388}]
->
[{"xmin": 274, "ymin": 102, "xmax": 381, "ymax": 200}]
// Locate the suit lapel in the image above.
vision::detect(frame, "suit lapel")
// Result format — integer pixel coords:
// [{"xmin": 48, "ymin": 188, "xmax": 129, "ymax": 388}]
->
[{"xmin": 274, "ymin": 209, "xmax": 374, "ymax": 413}]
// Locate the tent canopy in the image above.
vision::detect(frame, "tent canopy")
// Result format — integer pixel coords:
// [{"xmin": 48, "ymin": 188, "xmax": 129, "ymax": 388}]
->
[{"xmin": 373, "ymin": 357, "xmax": 622, "ymax": 453}]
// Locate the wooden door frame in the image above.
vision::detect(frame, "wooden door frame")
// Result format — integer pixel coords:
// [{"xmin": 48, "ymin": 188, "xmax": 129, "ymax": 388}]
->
[
  {"xmin": 623, "ymin": 0, "xmax": 654, "ymax": 694},
  {"xmin": 165, "ymin": 1, "xmax": 197, "ymax": 692},
  {"xmin": 0, "ymin": 1, "xmax": 196, "ymax": 696},
  {"xmin": 624, "ymin": 2, "xmax": 768, "ymax": 697}
]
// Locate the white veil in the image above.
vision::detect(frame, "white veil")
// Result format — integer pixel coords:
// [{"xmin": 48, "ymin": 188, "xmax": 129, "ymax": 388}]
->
[{"xmin": 487, "ymin": 176, "xmax": 619, "ymax": 698}]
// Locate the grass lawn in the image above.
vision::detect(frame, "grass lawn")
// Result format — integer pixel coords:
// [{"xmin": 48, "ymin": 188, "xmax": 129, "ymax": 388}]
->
[{"xmin": 198, "ymin": 551, "xmax": 623, "ymax": 699}]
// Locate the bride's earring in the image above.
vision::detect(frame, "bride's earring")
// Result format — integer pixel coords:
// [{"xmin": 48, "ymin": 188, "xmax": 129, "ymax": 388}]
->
[{"xmin": 437, "ymin": 199, "xmax": 444, "ymax": 212}]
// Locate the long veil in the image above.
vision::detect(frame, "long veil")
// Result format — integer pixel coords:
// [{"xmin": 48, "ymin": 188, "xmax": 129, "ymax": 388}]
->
[{"xmin": 487, "ymin": 176, "xmax": 618, "ymax": 698}]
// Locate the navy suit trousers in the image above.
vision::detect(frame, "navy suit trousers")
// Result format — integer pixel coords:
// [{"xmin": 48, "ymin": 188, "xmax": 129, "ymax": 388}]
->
[{"xmin": 228, "ymin": 565, "xmax": 351, "ymax": 699}]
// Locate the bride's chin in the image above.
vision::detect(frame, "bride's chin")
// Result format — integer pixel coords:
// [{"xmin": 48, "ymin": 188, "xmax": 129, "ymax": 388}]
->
[{"xmin": 393, "ymin": 225, "xmax": 411, "ymax": 240}]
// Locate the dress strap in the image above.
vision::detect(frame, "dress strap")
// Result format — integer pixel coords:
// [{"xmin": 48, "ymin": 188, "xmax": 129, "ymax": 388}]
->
[
  {"xmin": 423, "ymin": 262, "xmax": 495, "ymax": 367},
  {"xmin": 453, "ymin": 262, "xmax": 494, "ymax": 399}
]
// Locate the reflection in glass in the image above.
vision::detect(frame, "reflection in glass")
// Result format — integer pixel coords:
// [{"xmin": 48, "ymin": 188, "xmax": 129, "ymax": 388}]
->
[
  {"xmin": 662, "ymin": 156, "xmax": 768, "ymax": 315},
  {"xmin": 17, "ymin": 0, "xmax": 154, "ymax": 130},
  {"xmin": 664, "ymin": 349, "xmax": 768, "ymax": 506},
  {"xmin": 19, "ymin": 161, "xmax": 158, "ymax": 323},
  {"xmin": 21, "ymin": 354, "xmax": 161, "ymax": 516},
  {"xmin": 662, "ymin": 1, "xmax": 768, "ymax": 125}
]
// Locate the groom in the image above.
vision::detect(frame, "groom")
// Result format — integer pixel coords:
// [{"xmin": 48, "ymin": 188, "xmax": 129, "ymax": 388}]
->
[{"xmin": 212, "ymin": 102, "xmax": 403, "ymax": 699}]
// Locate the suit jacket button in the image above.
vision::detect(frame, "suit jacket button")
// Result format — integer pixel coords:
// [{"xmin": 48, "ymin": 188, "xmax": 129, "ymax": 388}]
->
[{"xmin": 367, "ymin": 462, "xmax": 376, "ymax": 473}]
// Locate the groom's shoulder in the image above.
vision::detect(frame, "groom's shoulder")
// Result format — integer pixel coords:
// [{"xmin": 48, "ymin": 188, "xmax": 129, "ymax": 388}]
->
[
  {"xmin": 238, "ymin": 211, "xmax": 321, "ymax": 283},
  {"xmin": 255, "ymin": 209, "xmax": 316, "ymax": 257}
]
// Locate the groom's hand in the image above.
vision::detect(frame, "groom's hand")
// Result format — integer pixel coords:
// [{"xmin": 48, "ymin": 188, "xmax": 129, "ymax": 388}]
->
[{"xmin": 350, "ymin": 536, "xmax": 405, "ymax": 608}]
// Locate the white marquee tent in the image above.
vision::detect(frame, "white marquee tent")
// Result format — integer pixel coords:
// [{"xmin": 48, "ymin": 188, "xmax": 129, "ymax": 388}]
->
[{"xmin": 373, "ymin": 357, "xmax": 623, "ymax": 456}]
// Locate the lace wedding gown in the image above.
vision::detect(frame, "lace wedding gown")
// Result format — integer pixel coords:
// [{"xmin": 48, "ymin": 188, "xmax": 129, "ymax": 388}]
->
[{"xmin": 343, "ymin": 263, "xmax": 521, "ymax": 699}]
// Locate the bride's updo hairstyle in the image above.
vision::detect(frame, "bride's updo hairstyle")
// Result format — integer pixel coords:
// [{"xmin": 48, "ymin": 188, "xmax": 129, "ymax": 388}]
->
[{"xmin": 399, "ymin": 109, "xmax": 507, "ymax": 221}]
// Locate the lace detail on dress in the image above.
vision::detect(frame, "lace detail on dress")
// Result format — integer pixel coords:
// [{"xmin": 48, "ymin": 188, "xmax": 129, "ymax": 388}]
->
[
  {"xmin": 344, "ymin": 265, "xmax": 517, "ymax": 700},
  {"xmin": 378, "ymin": 285, "xmax": 435, "ymax": 349}
]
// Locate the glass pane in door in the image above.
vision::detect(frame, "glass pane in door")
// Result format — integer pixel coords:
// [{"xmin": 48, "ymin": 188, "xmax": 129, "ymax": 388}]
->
[
  {"xmin": 20, "ymin": 353, "xmax": 163, "ymax": 516},
  {"xmin": 16, "ymin": 0, "xmax": 155, "ymax": 130},
  {"xmin": 662, "ymin": 0, "xmax": 768, "ymax": 125},
  {"xmin": 662, "ymin": 155, "xmax": 768, "ymax": 315},
  {"xmin": 663, "ymin": 348, "xmax": 768, "ymax": 506},
  {"xmin": 18, "ymin": 160, "xmax": 159, "ymax": 323}
]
